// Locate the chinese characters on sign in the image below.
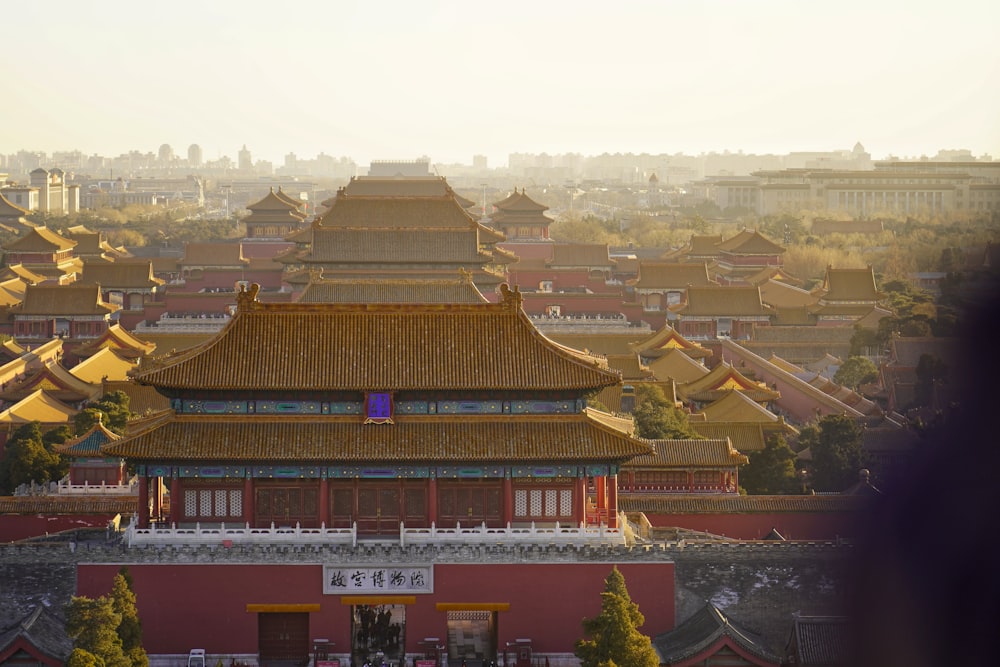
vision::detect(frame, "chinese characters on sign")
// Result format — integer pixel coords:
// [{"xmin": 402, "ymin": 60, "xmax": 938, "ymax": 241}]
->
[
  {"xmin": 323, "ymin": 565, "xmax": 433, "ymax": 595},
  {"xmin": 365, "ymin": 392, "xmax": 394, "ymax": 424}
]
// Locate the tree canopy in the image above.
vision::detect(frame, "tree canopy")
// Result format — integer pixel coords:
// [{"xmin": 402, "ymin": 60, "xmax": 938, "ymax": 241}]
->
[
  {"xmin": 74, "ymin": 391, "xmax": 133, "ymax": 435},
  {"xmin": 0, "ymin": 421, "xmax": 68, "ymax": 494},
  {"xmin": 631, "ymin": 385, "xmax": 700, "ymax": 440},
  {"xmin": 800, "ymin": 414, "xmax": 867, "ymax": 492},
  {"xmin": 66, "ymin": 570, "xmax": 145, "ymax": 667},
  {"xmin": 833, "ymin": 356, "xmax": 879, "ymax": 390},
  {"xmin": 740, "ymin": 435, "xmax": 798, "ymax": 495},
  {"xmin": 575, "ymin": 567, "xmax": 659, "ymax": 667}
]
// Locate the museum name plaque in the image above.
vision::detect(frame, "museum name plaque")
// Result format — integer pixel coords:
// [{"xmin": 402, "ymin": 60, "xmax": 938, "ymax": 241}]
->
[{"xmin": 323, "ymin": 564, "xmax": 434, "ymax": 595}]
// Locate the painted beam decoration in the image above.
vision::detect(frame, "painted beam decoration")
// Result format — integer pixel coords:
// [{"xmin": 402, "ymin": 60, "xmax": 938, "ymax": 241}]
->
[{"xmin": 323, "ymin": 564, "xmax": 433, "ymax": 595}]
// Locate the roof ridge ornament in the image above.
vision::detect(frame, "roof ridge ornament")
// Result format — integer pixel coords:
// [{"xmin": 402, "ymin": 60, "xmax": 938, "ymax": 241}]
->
[
  {"xmin": 236, "ymin": 282, "xmax": 261, "ymax": 311},
  {"xmin": 498, "ymin": 283, "xmax": 522, "ymax": 310}
]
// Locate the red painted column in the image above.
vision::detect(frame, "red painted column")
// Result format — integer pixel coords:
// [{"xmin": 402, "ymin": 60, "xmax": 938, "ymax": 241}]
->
[
  {"xmin": 319, "ymin": 477, "xmax": 329, "ymax": 527},
  {"xmin": 502, "ymin": 476, "xmax": 513, "ymax": 526},
  {"xmin": 688, "ymin": 470, "xmax": 695, "ymax": 493},
  {"xmin": 575, "ymin": 476, "xmax": 587, "ymax": 525},
  {"xmin": 428, "ymin": 477, "xmax": 439, "ymax": 526},
  {"xmin": 596, "ymin": 476, "xmax": 607, "ymax": 514},
  {"xmin": 608, "ymin": 476, "xmax": 618, "ymax": 529},
  {"xmin": 152, "ymin": 477, "xmax": 163, "ymax": 523},
  {"xmin": 170, "ymin": 477, "xmax": 180, "ymax": 525},
  {"xmin": 138, "ymin": 476, "xmax": 149, "ymax": 529},
  {"xmin": 243, "ymin": 477, "xmax": 254, "ymax": 527}
]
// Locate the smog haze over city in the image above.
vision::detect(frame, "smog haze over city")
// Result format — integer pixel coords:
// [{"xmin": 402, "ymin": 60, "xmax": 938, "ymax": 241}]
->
[{"xmin": 3, "ymin": 0, "xmax": 998, "ymax": 167}]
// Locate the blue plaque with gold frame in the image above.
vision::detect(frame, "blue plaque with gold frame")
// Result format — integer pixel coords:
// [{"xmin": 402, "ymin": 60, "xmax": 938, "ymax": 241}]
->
[{"xmin": 365, "ymin": 392, "xmax": 394, "ymax": 424}]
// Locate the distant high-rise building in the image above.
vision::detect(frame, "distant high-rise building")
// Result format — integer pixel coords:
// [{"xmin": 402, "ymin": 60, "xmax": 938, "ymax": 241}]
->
[
  {"xmin": 473, "ymin": 154, "xmax": 487, "ymax": 170},
  {"xmin": 158, "ymin": 144, "xmax": 175, "ymax": 163},
  {"xmin": 188, "ymin": 144, "xmax": 203, "ymax": 167},
  {"xmin": 238, "ymin": 145, "xmax": 253, "ymax": 171}
]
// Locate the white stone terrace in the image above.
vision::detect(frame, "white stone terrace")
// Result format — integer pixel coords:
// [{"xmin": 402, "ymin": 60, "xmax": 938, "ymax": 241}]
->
[{"xmin": 123, "ymin": 518, "xmax": 629, "ymax": 548}]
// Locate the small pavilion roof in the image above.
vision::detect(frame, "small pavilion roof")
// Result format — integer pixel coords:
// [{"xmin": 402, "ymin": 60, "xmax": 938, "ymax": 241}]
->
[
  {"xmin": 55, "ymin": 421, "xmax": 120, "ymax": 458},
  {"xmin": 69, "ymin": 348, "xmax": 138, "ymax": 383},
  {"xmin": 298, "ymin": 276, "xmax": 488, "ymax": 304},
  {"xmin": 623, "ymin": 438, "xmax": 748, "ymax": 469},
  {"xmin": 133, "ymin": 284, "xmax": 619, "ymax": 393},
  {"xmin": 679, "ymin": 362, "xmax": 780, "ymax": 403},
  {"xmin": 697, "ymin": 390, "xmax": 783, "ymax": 424},
  {"xmin": 17, "ymin": 284, "xmax": 119, "ymax": 316},
  {"xmin": 653, "ymin": 602, "xmax": 781, "ymax": 666},
  {"xmin": 103, "ymin": 411, "xmax": 652, "ymax": 464},
  {"xmin": 3, "ymin": 226, "xmax": 76, "ymax": 252},
  {"xmin": 0, "ymin": 389, "xmax": 78, "ymax": 425},
  {"xmin": 492, "ymin": 189, "xmax": 549, "ymax": 213},
  {"xmin": 248, "ymin": 188, "xmax": 306, "ymax": 214},
  {"xmin": 632, "ymin": 325, "xmax": 713, "ymax": 360},
  {"xmin": 716, "ymin": 228, "xmax": 786, "ymax": 255}
]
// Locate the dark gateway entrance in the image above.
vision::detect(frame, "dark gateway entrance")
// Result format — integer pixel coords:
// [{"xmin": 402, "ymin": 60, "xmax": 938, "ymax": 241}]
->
[
  {"xmin": 351, "ymin": 603, "xmax": 406, "ymax": 666},
  {"xmin": 258, "ymin": 612, "xmax": 309, "ymax": 667}
]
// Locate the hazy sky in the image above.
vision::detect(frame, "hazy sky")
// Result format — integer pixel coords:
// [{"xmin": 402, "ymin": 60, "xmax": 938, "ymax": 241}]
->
[{"xmin": 3, "ymin": 0, "xmax": 998, "ymax": 167}]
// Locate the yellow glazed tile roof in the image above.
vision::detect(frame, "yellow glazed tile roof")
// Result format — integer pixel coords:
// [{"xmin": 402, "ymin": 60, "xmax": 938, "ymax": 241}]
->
[
  {"xmin": 133, "ymin": 287, "xmax": 619, "ymax": 393},
  {"xmin": 79, "ymin": 261, "xmax": 165, "ymax": 288},
  {"xmin": 105, "ymin": 412, "xmax": 651, "ymax": 463},
  {"xmin": 623, "ymin": 438, "xmax": 749, "ymax": 468},
  {"xmin": 0, "ymin": 389, "xmax": 79, "ymax": 425},
  {"xmin": 715, "ymin": 229, "xmax": 786, "ymax": 255},
  {"xmin": 19, "ymin": 284, "xmax": 119, "ymax": 316},
  {"xmin": 690, "ymin": 422, "xmax": 768, "ymax": 452},
  {"xmin": 69, "ymin": 348, "xmax": 138, "ymax": 383},
  {"xmin": 3, "ymin": 226, "xmax": 76, "ymax": 252},
  {"xmin": 633, "ymin": 262, "xmax": 717, "ymax": 289},
  {"xmin": 298, "ymin": 277, "xmax": 489, "ymax": 304}
]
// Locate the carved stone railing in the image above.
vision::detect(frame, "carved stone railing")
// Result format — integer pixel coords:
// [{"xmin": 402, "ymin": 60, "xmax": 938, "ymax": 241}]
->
[
  {"xmin": 123, "ymin": 519, "xmax": 626, "ymax": 548},
  {"xmin": 57, "ymin": 480, "xmax": 138, "ymax": 496}
]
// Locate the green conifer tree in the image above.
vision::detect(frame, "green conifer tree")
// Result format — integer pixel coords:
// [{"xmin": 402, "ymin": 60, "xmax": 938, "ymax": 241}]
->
[{"xmin": 575, "ymin": 567, "xmax": 659, "ymax": 667}]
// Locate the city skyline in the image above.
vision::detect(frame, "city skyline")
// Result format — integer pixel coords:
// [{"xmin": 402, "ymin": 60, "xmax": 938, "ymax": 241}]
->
[{"xmin": 3, "ymin": 0, "xmax": 998, "ymax": 167}]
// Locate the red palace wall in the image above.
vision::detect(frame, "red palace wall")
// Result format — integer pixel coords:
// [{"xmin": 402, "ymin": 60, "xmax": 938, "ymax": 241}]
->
[
  {"xmin": 644, "ymin": 512, "xmax": 862, "ymax": 541},
  {"xmin": 0, "ymin": 515, "xmax": 114, "ymax": 543},
  {"xmin": 77, "ymin": 561, "xmax": 674, "ymax": 656}
]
